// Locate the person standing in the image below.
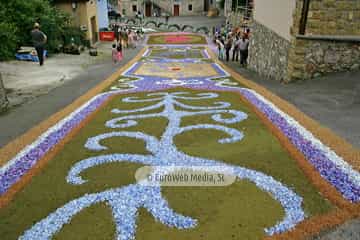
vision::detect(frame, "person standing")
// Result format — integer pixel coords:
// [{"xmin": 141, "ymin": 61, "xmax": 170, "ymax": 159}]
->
[
  {"xmin": 128, "ymin": 30, "xmax": 134, "ymax": 49},
  {"xmin": 232, "ymin": 35, "xmax": 240, "ymax": 62},
  {"xmin": 31, "ymin": 23, "xmax": 47, "ymax": 66},
  {"xmin": 124, "ymin": 29, "xmax": 129, "ymax": 48},
  {"xmin": 244, "ymin": 28, "xmax": 251, "ymax": 39},
  {"xmin": 116, "ymin": 40, "xmax": 123, "ymax": 62},
  {"xmin": 113, "ymin": 24, "xmax": 120, "ymax": 42},
  {"xmin": 239, "ymin": 34, "xmax": 250, "ymax": 67},
  {"xmin": 224, "ymin": 35, "xmax": 233, "ymax": 62},
  {"xmin": 130, "ymin": 30, "xmax": 137, "ymax": 48},
  {"xmin": 215, "ymin": 38, "xmax": 225, "ymax": 60},
  {"xmin": 112, "ymin": 43, "xmax": 118, "ymax": 64},
  {"xmin": 120, "ymin": 28, "xmax": 127, "ymax": 49}
]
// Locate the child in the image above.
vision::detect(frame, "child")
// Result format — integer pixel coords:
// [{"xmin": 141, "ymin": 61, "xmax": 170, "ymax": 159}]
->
[
  {"xmin": 112, "ymin": 43, "xmax": 118, "ymax": 63},
  {"xmin": 116, "ymin": 41, "xmax": 123, "ymax": 62}
]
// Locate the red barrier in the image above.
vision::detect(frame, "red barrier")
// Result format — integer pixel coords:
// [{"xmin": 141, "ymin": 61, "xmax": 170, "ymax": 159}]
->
[{"xmin": 99, "ymin": 31, "xmax": 115, "ymax": 41}]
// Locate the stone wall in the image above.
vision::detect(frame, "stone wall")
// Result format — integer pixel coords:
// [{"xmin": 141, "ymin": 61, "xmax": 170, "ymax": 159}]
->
[
  {"xmin": 0, "ymin": 73, "xmax": 8, "ymax": 113},
  {"xmin": 179, "ymin": 0, "xmax": 205, "ymax": 16},
  {"xmin": 305, "ymin": 0, "xmax": 360, "ymax": 35},
  {"xmin": 224, "ymin": 0, "xmax": 360, "ymax": 82},
  {"xmin": 248, "ymin": 20, "xmax": 291, "ymax": 82},
  {"xmin": 118, "ymin": 0, "xmax": 139, "ymax": 17},
  {"xmin": 287, "ymin": 37, "xmax": 360, "ymax": 81}
]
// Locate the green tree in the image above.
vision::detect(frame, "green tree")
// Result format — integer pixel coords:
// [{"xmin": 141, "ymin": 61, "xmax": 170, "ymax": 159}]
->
[
  {"xmin": 0, "ymin": 22, "xmax": 18, "ymax": 60},
  {"xmin": 0, "ymin": 0, "xmax": 71, "ymax": 60}
]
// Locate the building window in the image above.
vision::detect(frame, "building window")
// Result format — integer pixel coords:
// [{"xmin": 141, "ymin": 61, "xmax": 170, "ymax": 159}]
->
[
  {"xmin": 132, "ymin": 5, "xmax": 137, "ymax": 12},
  {"xmin": 188, "ymin": 4, "xmax": 193, "ymax": 11}
]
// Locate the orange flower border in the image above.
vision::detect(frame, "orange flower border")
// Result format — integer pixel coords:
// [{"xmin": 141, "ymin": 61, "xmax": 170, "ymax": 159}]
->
[{"xmin": 206, "ymin": 48, "xmax": 360, "ymax": 239}]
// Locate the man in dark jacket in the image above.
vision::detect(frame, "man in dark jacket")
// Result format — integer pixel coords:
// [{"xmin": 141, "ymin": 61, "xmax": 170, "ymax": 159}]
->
[
  {"xmin": 224, "ymin": 35, "xmax": 233, "ymax": 62},
  {"xmin": 31, "ymin": 23, "xmax": 47, "ymax": 66},
  {"xmin": 113, "ymin": 24, "xmax": 120, "ymax": 42}
]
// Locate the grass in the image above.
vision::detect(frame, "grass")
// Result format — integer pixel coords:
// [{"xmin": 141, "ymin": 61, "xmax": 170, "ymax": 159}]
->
[{"xmin": 0, "ymin": 89, "xmax": 333, "ymax": 240}]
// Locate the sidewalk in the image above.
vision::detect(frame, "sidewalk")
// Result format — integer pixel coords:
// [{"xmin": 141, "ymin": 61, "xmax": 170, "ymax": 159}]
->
[
  {"xmin": 0, "ymin": 42, "xmax": 143, "ymax": 148},
  {"xmin": 0, "ymin": 43, "xmax": 114, "ymax": 107}
]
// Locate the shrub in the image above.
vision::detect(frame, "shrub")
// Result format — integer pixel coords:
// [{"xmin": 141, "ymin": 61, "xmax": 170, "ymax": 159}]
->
[
  {"xmin": 182, "ymin": 25, "xmax": 194, "ymax": 32},
  {"xmin": 196, "ymin": 27, "xmax": 210, "ymax": 34},
  {"xmin": 62, "ymin": 27, "xmax": 87, "ymax": 46},
  {"xmin": 144, "ymin": 21, "xmax": 157, "ymax": 28},
  {"xmin": 0, "ymin": 0, "xmax": 71, "ymax": 60},
  {"xmin": 168, "ymin": 24, "xmax": 181, "ymax": 31},
  {"xmin": 0, "ymin": 22, "xmax": 18, "ymax": 61}
]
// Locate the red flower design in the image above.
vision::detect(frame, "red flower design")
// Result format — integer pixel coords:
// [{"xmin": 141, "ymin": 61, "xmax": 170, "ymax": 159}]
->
[{"xmin": 164, "ymin": 35, "xmax": 192, "ymax": 44}]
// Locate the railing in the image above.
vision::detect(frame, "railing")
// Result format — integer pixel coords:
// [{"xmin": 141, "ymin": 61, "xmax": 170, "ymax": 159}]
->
[
  {"xmin": 228, "ymin": 5, "xmax": 253, "ymax": 28},
  {"xmin": 235, "ymin": 6, "xmax": 253, "ymax": 20}
]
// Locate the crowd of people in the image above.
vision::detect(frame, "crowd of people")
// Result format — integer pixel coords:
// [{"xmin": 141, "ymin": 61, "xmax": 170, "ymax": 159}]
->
[
  {"xmin": 214, "ymin": 26, "xmax": 250, "ymax": 67},
  {"xmin": 111, "ymin": 24, "xmax": 143, "ymax": 64}
]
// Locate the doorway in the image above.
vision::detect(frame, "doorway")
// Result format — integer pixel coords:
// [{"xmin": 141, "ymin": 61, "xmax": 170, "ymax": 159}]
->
[
  {"xmin": 145, "ymin": 2, "xmax": 152, "ymax": 17},
  {"xmin": 204, "ymin": 0, "xmax": 209, "ymax": 12},
  {"xmin": 90, "ymin": 16, "xmax": 98, "ymax": 44},
  {"xmin": 174, "ymin": 4, "xmax": 180, "ymax": 16}
]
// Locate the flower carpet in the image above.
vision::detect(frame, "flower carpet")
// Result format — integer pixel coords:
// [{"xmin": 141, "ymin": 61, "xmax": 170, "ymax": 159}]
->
[
  {"xmin": 0, "ymin": 33, "xmax": 359, "ymax": 240},
  {"xmin": 147, "ymin": 33, "xmax": 207, "ymax": 45}
]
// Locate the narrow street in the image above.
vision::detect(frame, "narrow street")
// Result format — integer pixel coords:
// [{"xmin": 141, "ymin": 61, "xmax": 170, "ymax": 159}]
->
[{"xmin": 0, "ymin": 4, "xmax": 359, "ymax": 238}]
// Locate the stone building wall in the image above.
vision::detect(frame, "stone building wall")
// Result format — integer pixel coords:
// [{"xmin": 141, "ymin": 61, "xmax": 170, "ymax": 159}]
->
[
  {"xmin": 286, "ymin": 0, "xmax": 360, "ymax": 81},
  {"xmin": 226, "ymin": 0, "xmax": 360, "ymax": 82},
  {"xmin": 287, "ymin": 37, "xmax": 360, "ymax": 81},
  {"xmin": 249, "ymin": 21, "xmax": 291, "ymax": 82},
  {"xmin": 118, "ymin": 0, "xmax": 137, "ymax": 17},
  {"xmin": 0, "ymin": 73, "xmax": 8, "ymax": 113},
  {"xmin": 178, "ymin": 0, "xmax": 204, "ymax": 16},
  {"xmin": 305, "ymin": 0, "xmax": 360, "ymax": 35}
]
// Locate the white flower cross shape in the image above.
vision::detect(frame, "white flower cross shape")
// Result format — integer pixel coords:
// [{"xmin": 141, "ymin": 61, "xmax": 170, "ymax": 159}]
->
[{"xmin": 20, "ymin": 92, "xmax": 305, "ymax": 240}]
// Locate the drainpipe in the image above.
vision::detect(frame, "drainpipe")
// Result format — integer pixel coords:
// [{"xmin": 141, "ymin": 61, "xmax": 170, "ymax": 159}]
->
[{"xmin": 299, "ymin": 0, "xmax": 310, "ymax": 35}]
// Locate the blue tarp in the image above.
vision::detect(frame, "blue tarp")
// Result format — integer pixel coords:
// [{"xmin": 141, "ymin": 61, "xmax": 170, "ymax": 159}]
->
[{"xmin": 15, "ymin": 50, "xmax": 48, "ymax": 62}]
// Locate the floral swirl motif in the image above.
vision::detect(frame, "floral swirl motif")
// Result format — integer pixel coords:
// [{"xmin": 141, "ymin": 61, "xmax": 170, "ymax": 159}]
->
[
  {"xmin": 109, "ymin": 78, "xmax": 139, "ymax": 91},
  {"xmin": 214, "ymin": 78, "xmax": 241, "ymax": 88},
  {"xmin": 20, "ymin": 92, "xmax": 305, "ymax": 240},
  {"xmin": 155, "ymin": 79, "xmax": 203, "ymax": 86}
]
